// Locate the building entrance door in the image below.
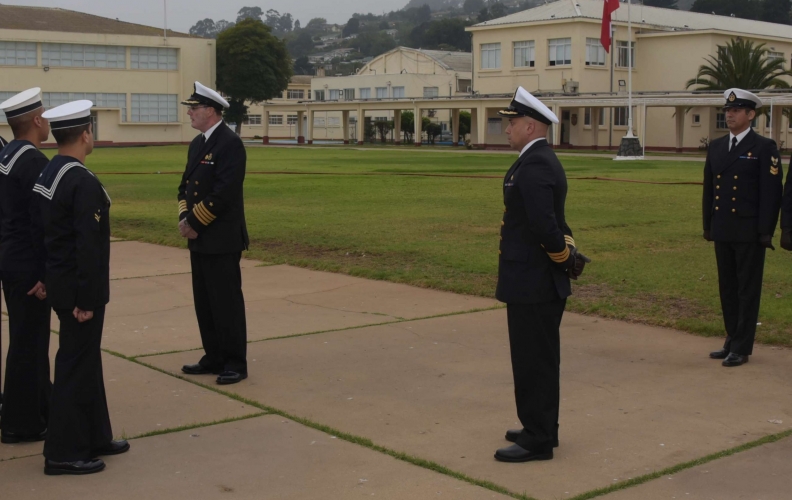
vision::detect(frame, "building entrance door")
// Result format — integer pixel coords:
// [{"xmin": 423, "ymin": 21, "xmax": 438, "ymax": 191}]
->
[{"xmin": 91, "ymin": 113, "xmax": 98, "ymax": 141}]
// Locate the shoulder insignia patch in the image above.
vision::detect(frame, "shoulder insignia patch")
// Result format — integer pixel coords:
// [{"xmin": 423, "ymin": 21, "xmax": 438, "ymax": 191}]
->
[{"xmin": 771, "ymin": 156, "xmax": 779, "ymax": 166}]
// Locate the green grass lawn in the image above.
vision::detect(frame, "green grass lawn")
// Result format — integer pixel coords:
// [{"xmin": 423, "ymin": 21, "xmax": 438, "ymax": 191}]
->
[{"xmin": 67, "ymin": 145, "xmax": 792, "ymax": 345}]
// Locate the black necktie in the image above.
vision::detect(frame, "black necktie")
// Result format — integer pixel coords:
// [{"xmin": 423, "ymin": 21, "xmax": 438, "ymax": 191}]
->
[
  {"xmin": 199, "ymin": 134, "xmax": 206, "ymax": 149},
  {"xmin": 731, "ymin": 137, "xmax": 737, "ymax": 152}
]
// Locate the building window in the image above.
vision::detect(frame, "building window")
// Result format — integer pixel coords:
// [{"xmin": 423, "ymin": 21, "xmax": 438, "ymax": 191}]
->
[
  {"xmin": 287, "ymin": 89, "xmax": 304, "ymax": 99},
  {"xmin": 692, "ymin": 114, "xmax": 701, "ymax": 125},
  {"xmin": 584, "ymin": 108, "xmax": 605, "ymax": 126},
  {"xmin": 314, "ymin": 116, "xmax": 326, "ymax": 127},
  {"xmin": 43, "ymin": 92, "xmax": 127, "ymax": 121},
  {"xmin": 375, "ymin": 87, "xmax": 388, "ymax": 98},
  {"xmin": 481, "ymin": 43, "xmax": 501, "ymax": 69},
  {"xmin": 614, "ymin": 107, "xmax": 629, "ymax": 127},
  {"xmin": 768, "ymin": 51, "xmax": 784, "ymax": 61},
  {"xmin": 0, "ymin": 91, "xmax": 18, "ymax": 122},
  {"xmin": 586, "ymin": 38, "xmax": 606, "ymax": 66},
  {"xmin": 549, "ymin": 38, "xmax": 572, "ymax": 66},
  {"xmin": 392, "ymin": 86, "xmax": 405, "ymax": 98},
  {"xmin": 328, "ymin": 89, "xmax": 340, "ymax": 100},
  {"xmin": 343, "ymin": 88, "xmax": 355, "ymax": 100},
  {"xmin": 513, "ymin": 41, "xmax": 535, "ymax": 68},
  {"xmin": 359, "ymin": 88, "xmax": 371, "ymax": 99},
  {"xmin": 287, "ymin": 115, "xmax": 298, "ymax": 125},
  {"xmin": 269, "ymin": 114, "xmax": 284, "ymax": 125},
  {"xmin": 244, "ymin": 115, "xmax": 262, "ymax": 125},
  {"xmin": 314, "ymin": 90, "xmax": 325, "ymax": 101},
  {"xmin": 616, "ymin": 41, "xmax": 635, "ymax": 68},
  {"xmin": 131, "ymin": 94, "xmax": 177, "ymax": 122},
  {"xmin": 487, "ymin": 117, "xmax": 503, "ymax": 135},
  {"xmin": 130, "ymin": 47, "xmax": 178, "ymax": 70},
  {"xmin": 328, "ymin": 116, "xmax": 341, "ymax": 126},
  {"xmin": 423, "ymin": 87, "xmax": 439, "ymax": 98},
  {"xmin": 42, "ymin": 44, "xmax": 126, "ymax": 68},
  {"xmin": 716, "ymin": 113, "xmax": 726, "ymax": 129},
  {"xmin": 0, "ymin": 42, "xmax": 36, "ymax": 66}
]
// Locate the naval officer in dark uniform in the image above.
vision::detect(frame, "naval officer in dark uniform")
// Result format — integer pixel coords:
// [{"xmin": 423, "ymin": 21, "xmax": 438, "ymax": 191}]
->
[
  {"xmin": 0, "ymin": 132, "xmax": 6, "ymax": 411},
  {"xmin": 177, "ymin": 82, "xmax": 249, "ymax": 385},
  {"xmin": 32, "ymin": 100, "xmax": 128, "ymax": 475},
  {"xmin": 0, "ymin": 88, "xmax": 52, "ymax": 445},
  {"xmin": 494, "ymin": 87, "xmax": 589, "ymax": 463},
  {"xmin": 704, "ymin": 89, "xmax": 783, "ymax": 367}
]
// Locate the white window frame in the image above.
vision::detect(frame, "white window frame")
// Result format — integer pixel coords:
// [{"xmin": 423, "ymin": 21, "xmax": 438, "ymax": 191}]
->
[
  {"xmin": 480, "ymin": 43, "xmax": 501, "ymax": 69},
  {"xmin": 392, "ymin": 86, "xmax": 405, "ymax": 98},
  {"xmin": 487, "ymin": 117, "xmax": 503, "ymax": 135},
  {"xmin": 616, "ymin": 41, "xmax": 635, "ymax": 68},
  {"xmin": 423, "ymin": 87, "xmax": 439, "ymax": 98},
  {"xmin": 359, "ymin": 88, "xmax": 371, "ymax": 99},
  {"xmin": 244, "ymin": 115, "xmax": 262, "ymax": 125},
  {"xmin": 614, "ymin": 107, "xmax": 629, "ymax": 127},
  {"xmin": 43, "ymin": 92, "xmax": 127, "ymax": 122},
  {"xmin": 343, "ymin": 88, "xmax": 355, "ymax": 100},
  {"xmin": 716, "ymin": 112, "xmax": 727, "ymax": 130},
  {"xmin": 548, "ymin": 38, "xmax": 572, "ymax": 66},
  {"xmin": 584, "ymin": 108, "xmax": 605, "ymax": 127},
  {"xmin": 269, "ymin": 114, "xmax": 284, "ymax": 125},
  {"xmin": 586, "ymin": 38, "xmax": 606, "ymax": 66},
  {"xmin": 314, "ymin": 90, "xmax": 325, "ymax": 101},
  {"xmin": 768, "ymin": 51, "xmax": 784, "ymax": 61},
  {"xmin": 42, "ymin": 44, "xmax": 126, "ymax": 68},
  {"xmin": 375, "ymin": 87, "xmax": 388, "ymax": 98},
  {"xmin": 287, "ymin": 115, "xmax": 298, "ymax": 125},
  {"xmin": 0, "ymin": 42, "xmax": 37, "ymax": 66},
  {"xmin": 328, "ymin": 89, "xmax": 341, "ymax": 100},
  {"xmin": 130, "ymin": 47, "xmax": 177, "ymax": 70},
  {"xmin": 131, "ymin": 94, "xmax": 178, "ymax": 123},
  {"xmin": 692, "ymin": 114, "xmax": 701, "ymax": 127},
  {"xmin": 513, "ymin": 41, "xmax": 535, "ymax": 68},
  {"xmin": 287, "ymin": 89, "xmax": 305, "ymax": 99}
]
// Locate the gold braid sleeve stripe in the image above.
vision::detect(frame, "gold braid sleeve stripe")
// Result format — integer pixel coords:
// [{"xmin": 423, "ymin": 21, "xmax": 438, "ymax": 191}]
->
[
  {"xmin": 547, "ymin": 247, "xmax": 570, "ymax": 263},
  {"xmin": 179, "ymin": 200, "xmax": 188, "ymax": 215},
  {"xmin": 564, "ymin": 235, "xmax": 576, "ymax": 247},
  {"xmin": 193, "ymin": 202, "xmax": 216, "ymax": 226}
]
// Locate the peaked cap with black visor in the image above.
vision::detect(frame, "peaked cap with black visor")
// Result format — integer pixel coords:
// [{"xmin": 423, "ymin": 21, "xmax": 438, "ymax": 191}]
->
[
  {"xmin": 498, "ymin": 86, "xmax": 559, "ymax": 125},
  {"xmin": 181, "ymin": 81, "xmax": 230, "ymax": 111}
]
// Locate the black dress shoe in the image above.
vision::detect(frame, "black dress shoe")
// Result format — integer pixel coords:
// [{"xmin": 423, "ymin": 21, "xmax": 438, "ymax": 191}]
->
[
  {"xmin": 217, "ymin": 371, "xmax": 247, "ymax": 385},
  {"xmin": 182, "ymin": 363, "xmax": 222, "ymax": 375},
  {"xmin": 1, "ymin": 429, "xmax": 47, "ymax": 444},
  {"xmin": 494, "ymin": 443, "xmax": 553, "ymax": 463},
  {"xmin": 709, "ymin": 348, "xmax": 730, "ymax": 359},
  {"xmin": 92, "ymin": 440, "xmax": 130, "ymax": 456},
  {"xmin": 44, "ymin": 458, "xmax": 105, "ymax": 475},
  {"xmin": 722, "ymin": 353, "xmax": 749, "ymax": 367},
  {"xmin": 504, "ymin": 429, "xmax": 559, "ymax": 448}
]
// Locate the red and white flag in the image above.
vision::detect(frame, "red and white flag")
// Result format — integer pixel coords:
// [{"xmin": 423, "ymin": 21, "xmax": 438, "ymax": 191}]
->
[{"xmin": 601, "ymin": 0, "xmax": 620, "ymax": 52}]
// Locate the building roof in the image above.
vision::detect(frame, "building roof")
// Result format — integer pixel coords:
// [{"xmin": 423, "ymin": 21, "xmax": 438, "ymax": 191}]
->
[
  {"xmin": 290, "ymin": 75, "xmax": 313, "ymax": 85},
  {"xmin": 416, "ymin": 48, "xmax": 472, "ymax": 73},
  {"xmin": 0, "ymin": 4, "xmax": 197, "ymax": 38},
  {"xmin": 472, "ymin": 0, "xmax": 792, "ymax": 40}
]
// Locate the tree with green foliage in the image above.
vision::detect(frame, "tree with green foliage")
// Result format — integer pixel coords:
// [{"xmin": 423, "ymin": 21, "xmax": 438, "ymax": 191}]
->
[
  {"xmin": 425, "ymin": 122, "xmax": 443, "ymax": 144},
  {"xmin": 409, "ymin": 18, "xmax": 473, "ymax": 51},
  {"xmin": 189, "ymin": 18, "xmax": 235, "ymax": 38},
  {"xmin": 305, "ymin": 18, "xmax": 327, "ymax": 31},
  {"xmin": 293, "ymin": 56, "xmax": 314, "ymax": 75},
  {"xmin": 464, "ymin": 0, "xmax": 486, "ymax": 14},
  {"xmin": 350, "ymin": 32, "xmax": 397, "ymax": 57},
  {"xmin": 374, "ymin": 120, "xmax": 394, "ymax": 143},
  {"xmin": 236, "ymin": 6, "xmax": 263, "ymax": 22},
  {"xmin": 686, "ymin": 38, "xmax": 791, "ymax": 93},
  {"xmin": 477, "ymin": 7, "xmax": 492, "ymax": 22},
  {"xmin": 458, "ymin": 111, "xmax": 471, "ymax": 141},
  {"xmin": 343, "ymin": 18, "xmax": 360, "ymax": 37},
  {"xmin": 690, "ymin": 0, "xmax": 760, "ymax": 20},
  {"xmin": 489, "ymin": 2, "xmax": 508, "ymax": 19},
  {"xmin": 401, "ymin": 111, "xmax": 415, "ymax": 143},
  {"xmin": 216, "ymin": 19, "xmax": 292, "ymax": 134},
  {"xmin": 760, "ymin": 0, "xmax": 791, "ymax": 24},
  {"xmin": 287, "ymin": 31, "xmax": 316, "ymax": 58},
  {"xmin": 643, "ymin": 0, "xmax": 677, "ymax": 8}
]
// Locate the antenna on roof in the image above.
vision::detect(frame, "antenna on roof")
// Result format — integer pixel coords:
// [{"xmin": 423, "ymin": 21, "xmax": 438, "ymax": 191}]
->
[{"xmin": 163, "ymin": 0, "xmax": 168, "ymax": 41}]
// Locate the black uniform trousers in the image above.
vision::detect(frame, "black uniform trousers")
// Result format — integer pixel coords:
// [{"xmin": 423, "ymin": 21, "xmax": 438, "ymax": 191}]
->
[
  {"xmin": 714, "ymin": 241, "xmax": 766, "ymax": 356},
  {"xmin": 506, "ymin": 298, "xmax": 566, "ymax": 451},
  {"xmin": 43, "ymin": 307, "xmax": 112, "ymax": 462},
  {"xmin": 190, "ymin": 252, "xmax": 247, "ymax": 374},
  {"xmin": 0, "ymin": 270, "xmax": 51, "ymax": 434}
]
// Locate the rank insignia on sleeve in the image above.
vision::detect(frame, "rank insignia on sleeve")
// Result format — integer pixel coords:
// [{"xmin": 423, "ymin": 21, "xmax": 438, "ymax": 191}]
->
[
  {"xmin": 94, "ymin": 213, "xmax": 101, "ymax": 222},
  {"xmin": 771, "ymin": 156, "xmax": 779, "ymax": 166},
  {"xmin": 771, "ymin": 166, "xmax": 779, "ymax": 175}
]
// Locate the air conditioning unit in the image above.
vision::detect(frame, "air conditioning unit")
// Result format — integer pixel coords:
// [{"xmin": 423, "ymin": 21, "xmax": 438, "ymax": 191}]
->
[
  {"xmin": 466, "ymin": 86, "xmax": 472, "ymax": 93},
  {"xmin": 562, "ymin": 80, "xmax": 579, "ymax": 94}
]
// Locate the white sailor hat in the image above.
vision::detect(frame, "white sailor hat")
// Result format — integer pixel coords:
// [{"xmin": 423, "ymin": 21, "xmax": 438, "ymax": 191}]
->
[
  {"xmin": 42, "ymin": 100, "xmax": 93, "ymax": 130},
  {"xmin": 181, "ymin": 81, "xmax": 229, "ymax": 110},
  {"xmin": 723, "ymin": 88, "xmax": 762, "ymax": 110},
  {"xmin": 0, "ymin": 87, "xmax": 43, "ymax": 119},
  {"xmin": 498, "ymin": 86, "xmax": 559, "ymax": 125}
]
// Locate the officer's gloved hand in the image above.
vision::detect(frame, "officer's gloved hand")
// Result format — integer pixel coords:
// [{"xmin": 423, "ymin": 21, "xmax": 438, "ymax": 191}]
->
[
  {"xmin": 703, "ymin": 230, "xmax": 712, "ymax": 242},
  {"xmin": 781, "ymin": 230, "xmax": 792, "ymax": 251},
  {"xmin": 567, "ymin": 248, "xmax": 591, "ymax": 280},
  {"xmin": 759, "ymin": 234, "xmax": 776, "ymax": 251}
]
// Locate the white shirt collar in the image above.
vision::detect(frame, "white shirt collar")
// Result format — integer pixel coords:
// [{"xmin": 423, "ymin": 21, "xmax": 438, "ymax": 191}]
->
[
  {"xmin": 520, "ymin": 137, "xmax": 547, "ymax": 157},
  {"xmin": 203, "ymin": 120, "xmax": 224, "ymax": 141},
  {"xmin": 729, "ymin": 127, "xmax": 751, "ymax": 148}
]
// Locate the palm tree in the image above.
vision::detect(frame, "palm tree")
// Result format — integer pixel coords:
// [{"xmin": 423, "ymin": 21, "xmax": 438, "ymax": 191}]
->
[{"xmin": 686, "ymin": 38, "xmax": 791, "ymax": 92}]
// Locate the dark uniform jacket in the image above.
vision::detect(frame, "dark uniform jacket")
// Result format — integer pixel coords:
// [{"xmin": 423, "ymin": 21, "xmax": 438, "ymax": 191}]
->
[
  {"xmin": 0, "ymin": 135, "xmax": 7, "ymax": 148},
  {"xmin": 781, "ymin": 158, "xmax": 792, "ymax": 232},
  {"xmin": 496, "ymin": 139, "xmax": 575, "ymax": 304},
  {"xmin": 703, "ymin": 130, "xmax": 783, "ymax": 242},
  {"xmin": 31, "ymin": 155, "xmax": 111, "ymax": 311},
  {"xmin": 0, "ymin": 140, "xmax": 50, "ymax": 277},
  {"xmin": 178, "ymin": 122, "xmax": 249, "ymax": 254}
]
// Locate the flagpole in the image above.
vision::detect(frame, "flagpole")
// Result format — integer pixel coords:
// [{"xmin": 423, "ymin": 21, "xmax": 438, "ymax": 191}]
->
[{"xmin": 627, "ymin": 0, "xmax": 634, "ymax": 138}]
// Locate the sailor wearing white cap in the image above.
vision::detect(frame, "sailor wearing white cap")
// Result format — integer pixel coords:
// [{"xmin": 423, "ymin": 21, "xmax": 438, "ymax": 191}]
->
[
  {"xmin": 177, "ymin": 82, "xmax": 250, "ymax": 385},
  {"xmin": 704, "ymin": 88, "xmax": 783, "ymax": 367},
  {"xmin": 31, "ymin": 100, "xmax": 128, "ymax": 475},
  {"xmin": 0, "ymin": 88, "xmax": 52, "ymax": 447},
  {"xmin": 494, "ymin": 86, "xmax": 590, "ymax": 463}
]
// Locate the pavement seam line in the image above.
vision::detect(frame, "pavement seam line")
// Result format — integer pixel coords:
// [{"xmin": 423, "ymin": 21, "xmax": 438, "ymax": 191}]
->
[
  {"xmin": 566, "ymin": 428, "xmax": 792, "ymax": 500},
  {"xmin": 0, "ymin": 453, "xmax": 42, "ymax": 463},
  {"xmin": 120, "ymin": 354, "xmax": 535, "ymax": 500},
  {"xmin": 131, "ymin": 304, "xmax": 505, "ymax": 359},
  {"xmin": 111, "ymin": 271, "xmax": 192, "ymax": 281}
]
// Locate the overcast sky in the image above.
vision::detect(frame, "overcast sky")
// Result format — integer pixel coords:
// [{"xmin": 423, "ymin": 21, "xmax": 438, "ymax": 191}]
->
[{"xmin": 7, "ymin": 0, "xmax": 403, "ymax": 33}]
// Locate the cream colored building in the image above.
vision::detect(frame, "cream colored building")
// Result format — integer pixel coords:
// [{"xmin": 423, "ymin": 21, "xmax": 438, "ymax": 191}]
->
[
  {"xmin": 241, "ymin": 76, "xmax": 312, "ymax": 140},
  {"xmin": 261, "ymin": 0, "xmax": 792, "ymax": 151},
  {"xmin": 469, "ymin": 0, "xmax": 792, "ymax": 149},
  {"xmin": 0, "ymin": 5, "xmax": 214, "ymax": 145}
]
